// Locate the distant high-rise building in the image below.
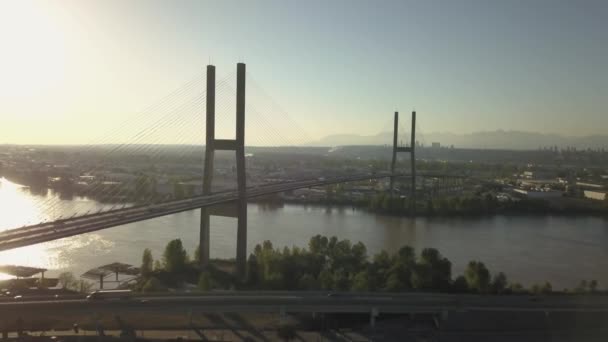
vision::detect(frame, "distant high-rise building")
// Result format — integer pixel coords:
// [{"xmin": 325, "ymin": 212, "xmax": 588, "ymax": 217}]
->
[{"xmin": 431, "ymin": 142, "xmax": 440, "ymax": 149}]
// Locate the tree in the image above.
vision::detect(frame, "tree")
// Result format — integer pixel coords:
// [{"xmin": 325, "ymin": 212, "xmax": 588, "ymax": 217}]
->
[
  {"xmin": 309, "ymin": 235, "xmax": 328, "ymax": 256},
  {"xmin": 162, "ymin": 239, "xmax": 188, "ymax": 273},
  {"xmin": 332, "ymin": 269, "xmax": 351, "ymax": 291},
  {"xmin": 509, "ymin": 282, "xmax": 525, "ymax": 294},
  {"xmin": 531, "ymin": 282, "xmax": 552, "ymax": 295},
  {"xmin": 589, "ymin": 280, "xmax": 598, "ymax": 293},
  {"xmin": 419, "ymin": 248, "xmax": 452, "ymax": 290},
  {"xmin": 451, "ymin": 276, "xmax": 469, "ymax": 293},
  {"xmin": 398, "ymin": 246, "xmax": 416, "ymax": 265},
  {"xmin": 141, "ymin": 248, "xmax": 153, "ymax": 278},
  {"xmin": 198, "ymin": 272, "xmax": 212, "ymax": 291},
  {"xmin": 154, "ymin": 260, "xmax": 163, "ymax": 271},
  {"xmin": 491, "ymin": 272, "xmax": 508, "ymax": 294},
  {"xmin": 142, "ymin": 277, "xmax": 167, "ymax": 293},
  {"xmin": 464, "ymin": 261, "xmax": 491, "ymax": 293},
  {"xmin": 246, "ymin": 254, "xmax": 260, "ymax": 286},
  {"xmin": 318, "ymin": 269, "xmax": 334, "ymax": 290},
  {"xmin": 297, "ymin": 274, "xmax": 318, "ymax": 290},
  {"xmin": 78, "ymin": 280, "xmax": 94, "ymax": 294},
  {"xmin": 58, "ymin": 272, "xmax": 78, "ymax": 290},
  {"xmin": 193, "ymin": 245, "xmax": 200, "ymax": 264},
  {"xmin": 411, "ymin": 263, "xmax": 432, "ymax": 290},
  {"xmin": 385, "ymin": 272, "xmax": 405, "ymax": 291},
  {"xmin": 575, "ymin": 280, "xmax": 589, "ymax": 293},
  {"xmin": 351, "ymin": 270, "xmax": 370, "ymax": 291},
  {"xmin": 351, "ymin": 242, "xmax": 368, "ymax": 270}
]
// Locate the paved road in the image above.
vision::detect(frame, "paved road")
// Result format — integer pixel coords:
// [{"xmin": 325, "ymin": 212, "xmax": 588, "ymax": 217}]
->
[{"xmin": 2, "ymin": 292, "xmax": 608, "ymax": 316}]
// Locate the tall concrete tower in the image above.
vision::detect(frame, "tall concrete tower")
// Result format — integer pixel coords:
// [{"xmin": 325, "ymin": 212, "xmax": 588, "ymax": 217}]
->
[
  {"xmin": 390, "ymin": 111, "xmax": 416, "ymax": 213},
  {"xmin": 199, "ymin": 63, "xmax": 248, "ymax": 279}
]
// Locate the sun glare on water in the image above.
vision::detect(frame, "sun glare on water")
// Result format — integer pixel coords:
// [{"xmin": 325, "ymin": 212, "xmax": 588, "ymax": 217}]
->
[{"xmin": 0, "ymin": 178, "xmax": 69, "ymax": 279}]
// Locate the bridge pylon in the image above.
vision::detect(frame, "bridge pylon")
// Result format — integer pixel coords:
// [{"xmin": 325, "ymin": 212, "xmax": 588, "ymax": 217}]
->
[
  {"xmin": 390, "ymin": 111, "xmax": 416, "ymax": 213},
  {"xmin": 199, "ymin": 63, "xmax": 248, "ymax": 279}
]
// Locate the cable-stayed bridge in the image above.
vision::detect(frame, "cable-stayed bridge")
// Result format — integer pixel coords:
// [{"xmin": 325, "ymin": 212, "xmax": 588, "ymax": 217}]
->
[{"xmin": 1, "ymin": 63, "xmax": 465, "ymax": 277}]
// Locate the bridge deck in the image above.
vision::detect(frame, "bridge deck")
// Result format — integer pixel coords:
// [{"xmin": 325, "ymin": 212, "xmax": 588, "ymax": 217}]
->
[{"xmin": 0, "ymin": 172, "xmax": 419, "ymax": 251}]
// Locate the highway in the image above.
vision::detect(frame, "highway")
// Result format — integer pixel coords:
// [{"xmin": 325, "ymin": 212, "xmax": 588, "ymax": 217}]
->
[
  {"xmin": 2, "ymin": 292, "xmax": 608, "ymax": 316},
  {"xmin": 0, "ymin": 172, "xmax": 407, "ymax": 251}
]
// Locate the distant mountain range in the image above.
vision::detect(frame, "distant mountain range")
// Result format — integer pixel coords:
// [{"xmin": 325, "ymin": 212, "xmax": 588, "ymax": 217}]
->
[{"xmin": 310, "ymin": 130, "xmax": 608, "ymax": 150}]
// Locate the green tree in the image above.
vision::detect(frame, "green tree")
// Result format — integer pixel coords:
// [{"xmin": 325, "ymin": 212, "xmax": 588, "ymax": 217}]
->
[
  {"xmin": 332, "ymin": 269, "xmax": 351, "ymax": 291},
  {"xmin": 385, "ymin": 272, "xmax": 405, "ymax": 291},
  {"xmin": 318, "ymin": 269, "xmax": 334, "ymax": 290},
  {"xmin": 297, "ymin": 274, "xmax": 318, "ymax": 290},
  {"xmin": 162, "ymin": 239, "xmax": 188, "ymax": 273},
  {"xmin": 464, "ymin": 261, "xmax": 491, "ymax": 293},
  {"xmin": 198, "ymin": 272, "xmax": 212, "ymax": 291},
  {"xmin": 589, "ymin": 280, "xmax": 598, "ymax": 292},
  {"xmin": 411, "ymin": 263, "xmax": 432, "ymax": 290},
  {"xmin": 509, "ymin": 282, "xmax": 525, "ymax": 294},
  {"xmin": 370, "ymin": 250, "xmax": 392, "ymax": 290},
  {"xmin": 246, "ymin": 254, "xmax": 260, "ymax": 286},
  {"xmin": 491, "ymin": 272, "xmax": 508, "ymax": 294},
  {"xmin": 141, "ymin": 248, "xmax": 153, "ymax": 278},
  {"xmin": 351, "ymin": 270, "xmax": 370, "ymax": 291},
  {"xmin": 531, "ymin": 281, "xmax": 552, "ymax": 295},
  {"xmin": 575, "ymin": 280, "xmax": 589, "ymax": 293},
  {"xmin": 419, "ymin": 248, "xmax": 452, "ymax": 290},
  {"xmin": 451, "ymin": 276, "xmax": 469, "ymax": 293},
  {"xmin": 142, "ymin": 277, "xmax": 167, "ymax": 293},
  {"xmin": 58, "ymin": 272, "xmax": 78, "ymax": 290},
  {"xmin": 154, "ymin": 260, "xmax": 162, "ymax": 271},
  {"xmin": 309, "ymin": 235, "xmax": 328, "ymax": 255},
  {"xmin": 193, "ymin": 245, "xmax": 200, "ymax": 264},
  {"xmin": 78, "ymin": 280, "xmax": 94, "ymax": 294}
]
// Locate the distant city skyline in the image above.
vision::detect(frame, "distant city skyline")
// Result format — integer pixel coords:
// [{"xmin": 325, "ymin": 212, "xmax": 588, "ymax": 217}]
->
[{"xmin": 1, "ymin": 0, "xmax": 607, "ymax": 145}]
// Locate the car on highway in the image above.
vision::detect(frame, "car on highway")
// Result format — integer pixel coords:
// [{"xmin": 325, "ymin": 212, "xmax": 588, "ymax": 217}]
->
[
  {"xmin": 326, "ymin": 292, "xmax": 350, "ymax": 298},
  {"xmin": 86, "ymin": 289, "xmax": 132, "ymax": 301}
]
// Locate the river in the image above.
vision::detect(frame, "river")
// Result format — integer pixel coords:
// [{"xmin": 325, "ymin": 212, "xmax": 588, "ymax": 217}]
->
[{"xmin": 0, "ymin": 177, "xmax": 607, "ymax": 289}]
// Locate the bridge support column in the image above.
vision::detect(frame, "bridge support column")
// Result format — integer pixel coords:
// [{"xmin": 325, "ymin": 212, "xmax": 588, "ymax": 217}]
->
[
  {"xmin": 410, "ymin": 111, "xmax": 416, "ymax": 213},
  {"xmin": 235, "ymin": 62, "xmax": 247, "ymax": 278},
  {"xmin": 199, "ymin": 63, "xmax": 248, "ymax": 280},
  {"xmin": 390, "ymin": 111, "xmax": 416, "ymax": 213},
  {"xmin": 199, "ymin": 64, "xmax": 216, "ymax": 269}
]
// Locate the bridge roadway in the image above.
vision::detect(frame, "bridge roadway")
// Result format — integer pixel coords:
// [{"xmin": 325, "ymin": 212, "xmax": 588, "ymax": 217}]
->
[
  {"xmin": 2, "ymin": 292, "xmax": 608, "ymax": 316},
  {"xmin": 0, "ymin": 172, "xmax": 418, "ymax": 252}
]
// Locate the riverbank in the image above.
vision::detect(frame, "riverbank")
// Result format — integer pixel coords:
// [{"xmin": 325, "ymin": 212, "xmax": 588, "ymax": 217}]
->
[{"xmin": 252, "ymin": 192, "xmax": 608, "ymax": 218}]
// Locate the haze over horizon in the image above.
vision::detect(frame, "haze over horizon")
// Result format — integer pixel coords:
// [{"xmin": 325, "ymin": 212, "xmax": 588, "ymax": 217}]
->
[{"xmin": 1, "ymin": 0, "xmax": 607, "ymax": 145}]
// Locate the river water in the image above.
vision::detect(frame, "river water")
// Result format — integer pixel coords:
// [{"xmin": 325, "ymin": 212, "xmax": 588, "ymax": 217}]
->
[{"xmin": 0, "ymin": 177, "xmax": 607, "ymax": 289}]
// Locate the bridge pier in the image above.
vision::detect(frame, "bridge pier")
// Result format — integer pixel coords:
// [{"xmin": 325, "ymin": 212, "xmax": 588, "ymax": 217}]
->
[
  {"xmin": 390, "ymin": 111, "xmax": 416, "ymax": 212},
  {"xmin": 199, "ymin": 63, "xmax": 248, "ymax": 279}
]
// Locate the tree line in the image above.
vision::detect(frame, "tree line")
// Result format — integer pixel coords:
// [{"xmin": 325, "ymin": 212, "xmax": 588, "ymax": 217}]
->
[{"xmin": 136, "ymin": 235, "xmax": 601, "ymax": 295}]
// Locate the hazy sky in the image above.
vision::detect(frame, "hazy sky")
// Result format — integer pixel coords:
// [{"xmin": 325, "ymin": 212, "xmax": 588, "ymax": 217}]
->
[{"xmin": 0, "ymin": 0, "xmax": 607, "ymax": 144}]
